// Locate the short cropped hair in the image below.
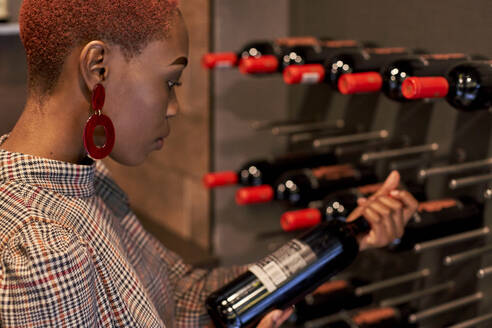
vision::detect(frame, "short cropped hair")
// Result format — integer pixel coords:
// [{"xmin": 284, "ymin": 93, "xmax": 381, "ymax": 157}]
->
[{"xmin": 20, "ymin": 0, "xmax": 179, "ymax": 96}]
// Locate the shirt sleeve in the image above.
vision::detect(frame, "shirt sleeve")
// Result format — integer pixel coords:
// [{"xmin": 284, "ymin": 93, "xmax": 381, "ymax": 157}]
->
[
  {"xmin": 0, "ymin": 219, "xmax": 100, "ymax": 328},
  {"xmin": 150, "ymin": 238, "xmax": 249, "ymax": 328}
]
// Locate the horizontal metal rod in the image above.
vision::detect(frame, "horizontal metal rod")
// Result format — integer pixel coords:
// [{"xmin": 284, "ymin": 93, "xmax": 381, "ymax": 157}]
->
[
  {"xmin": 354, "ymin": 268, "xmax": 430, "ymax": 297},
  {"xmin": 414, "ymin": 227, "xmax": 490, "ymax": 253},
  {"xmin": 449, "ymin": 172, "xmax": 492, "ymax": 190},
  {"xmin": 313, "ymin": 130, "xmax": 389, "ymax": 148},
  {"xmin": 250, "ymin": 119, "xmax": 303, "ymax": 131},
  {"xmin": 272, "ymin": 120, "xmax": 345, "ymax": 135},
  {"xmin": 477, "ymin": 265, "xmax": 492, "ymax": 279},
  {"xmin": 379, "ymin": 281, "xmax": 454, "ymax": 308},
  {"xmin": 408, "ymin": 292, "xmax": 483, "ymax": 324},
  {"xmin": 419, "ymin": 158, "xmax": 492, "ymax": 179},
  {"xmin": 485, "ymin": 189, "xmax": 492, "ymax": 199},
  {"xmin": 447, "ymin": 312, "xmax": 492, "ymax": 328},
  {"xmin": 361, "ymin": 143, "xmax": 439, "ymax": 163},
  {"xmin": 444, "ymin": 243, "xmax": 492, "ymax": 266}
]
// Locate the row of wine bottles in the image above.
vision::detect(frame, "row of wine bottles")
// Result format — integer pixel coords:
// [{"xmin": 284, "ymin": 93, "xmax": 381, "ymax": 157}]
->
[{"xmin": 203, "ymin": 37, "xmax": 492, "ymax": 111}]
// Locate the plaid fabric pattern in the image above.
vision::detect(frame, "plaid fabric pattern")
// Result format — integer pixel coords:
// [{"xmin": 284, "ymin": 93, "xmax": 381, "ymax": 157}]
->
[{"xmin": 0, "ymin": 135, "xmax": 247, "ymax": 328}]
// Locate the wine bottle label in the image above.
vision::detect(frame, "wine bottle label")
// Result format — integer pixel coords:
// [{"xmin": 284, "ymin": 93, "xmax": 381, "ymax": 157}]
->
[
  {"xmin": 321, "ymin": 40, "xmax": 359, "ymax": 48},
  {"xmin": 418, "ymin": 199, "xmax": 458, "ymax": 213},
  {"xmin": 275, "ymin": 36, "xmax": 319, "ymax": 47},
  {"xmin": 365, "ymin": 47, "xmax": 407, "ymax": 55},
  {"xmin": 421, "ymin": 53, "xmax": 466, "ymax": 61},
  {"xmin": 216, "ymin": 61, "xmax": 234, "ymax": 68},
  {"xmin": 249, "ymin": 239, "xmax": 317, "ymax": 293},
  {"xmin": 311, "ymin": 164, "xmax": 358, "ymax": 181},
  {"xmin": 301, "ymin": 72, "xmax": 322, "ymax": 84}
]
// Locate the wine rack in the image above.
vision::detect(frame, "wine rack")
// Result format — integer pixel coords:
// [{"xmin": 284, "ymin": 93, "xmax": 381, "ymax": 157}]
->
[{"xmin": 210, "ymin": 0, "xmax": 492, "ymax": 327}]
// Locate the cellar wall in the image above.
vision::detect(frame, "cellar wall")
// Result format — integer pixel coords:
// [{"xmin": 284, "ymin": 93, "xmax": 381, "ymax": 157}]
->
[{"xmin": 211, "ymin": 0, "xmax": 492, "ymax": 326}]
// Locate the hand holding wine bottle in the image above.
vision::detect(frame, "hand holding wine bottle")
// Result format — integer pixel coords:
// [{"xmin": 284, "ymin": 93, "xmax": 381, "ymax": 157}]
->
[{"xmin": 345, "ymin": 171, "xmax": 419, "ymax": 250}]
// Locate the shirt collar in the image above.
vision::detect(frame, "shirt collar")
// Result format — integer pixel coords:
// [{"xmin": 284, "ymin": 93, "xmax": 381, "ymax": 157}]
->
[{"xmin": 0, "ymin": 134, "xmax": 96, "ymax": 198}]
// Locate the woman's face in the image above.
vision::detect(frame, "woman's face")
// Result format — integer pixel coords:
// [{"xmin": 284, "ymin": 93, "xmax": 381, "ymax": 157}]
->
[{"xmin": 104, "ymin": 14, "xmax": 189, "ymax": 166}]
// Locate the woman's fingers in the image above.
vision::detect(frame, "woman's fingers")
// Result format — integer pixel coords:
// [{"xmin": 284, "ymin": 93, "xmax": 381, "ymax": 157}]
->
[
  {"xmin": 390, "ymin": 190, "xmax": 419, "ymax": 224},
  {"xmin": 256, "ymin": 307, "xmax": 294, "ymax": 328}
]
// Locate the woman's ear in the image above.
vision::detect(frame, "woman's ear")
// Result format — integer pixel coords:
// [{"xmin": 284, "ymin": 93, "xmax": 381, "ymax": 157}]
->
[{"xmin": 79, "ymin": 41, "xmax": 110, "ymax": 92}]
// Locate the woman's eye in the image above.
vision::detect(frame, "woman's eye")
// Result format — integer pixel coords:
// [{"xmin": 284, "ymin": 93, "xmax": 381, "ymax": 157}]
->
[{"xmin": 167, "ymin": 80, "xmax": 182, "ymax": 90}]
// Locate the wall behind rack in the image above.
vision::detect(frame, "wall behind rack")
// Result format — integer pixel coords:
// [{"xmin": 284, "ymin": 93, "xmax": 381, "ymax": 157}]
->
[{"xmin": 211, "ymin": 0, "xmax": 492, "ymax": 326}]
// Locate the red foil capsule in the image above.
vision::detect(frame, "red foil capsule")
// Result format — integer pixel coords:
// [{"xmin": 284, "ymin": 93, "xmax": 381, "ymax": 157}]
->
[
  {"xmin": 338, "ymin": 72, "xmax": 383, "ymax": 94},
  {"xmin": 236, "ymin": 185, "xmax": 274, "ymax": 205},
  {"xmin": 401, "ymin": 77, "xmax": 449, "ymax": 99},
  {"xmin": 239, "ymin": 55, "xmax": 279, "ymax": 74},
  {"xmin": 203, "ymin": 171, "xmax": 239, "ymax": 188},
  {"xmin": 202, "ymin": 52, "xmax": 238, "ymax": 69},
  {"xmin": 283, "ymin": 64, "xmax": 325, "ymax": 84},
  {"xmin": 280, "ymin": 208, "xmax": 322, "ymax": 232}
]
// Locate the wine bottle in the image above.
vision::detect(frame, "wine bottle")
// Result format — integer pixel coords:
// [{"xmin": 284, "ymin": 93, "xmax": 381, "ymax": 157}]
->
[
  {"xmin": 338, "ymin": 53, "xmax": 471, "ymax": 98},
  {"xmin": 401, "ymin": 60, "xmax": 492, "ymax": 110},
  {"xmin": 205, "ymin": 217, "xmax": 371, "ymax": 328},
  {"xmin": 203, "ymin": 151, "xmax": 337, "ymax": 188},
  {"xmin": 236, "ymin": 164, "xmax": 378, "ymax": 207},
  {"xmin": 202, "ymin": 36, "xmax": 321, "ymax": 70},
  {"xmin": 389, "ymin": 197, "xmax": 483, "ymax": 251},
  {"xmin": 283, "ymin": 47, "xmax": 411, "ymax": 92},
  {"xmin": 239, "ymin": 38, "xmax": 362, "ymax": 75},
  {"xmin": 280, "ymin": 183, "xmax": 383, "ymax": 231},
  {"xmin": 281, "ymin": 183, "xmax": 426, "ymax": 232},
  {"xmin": 0, "ymin": 0, "xmax": 9, "ymax": 22},
  {"xmin": 292, "ymin": 278, "xmax": 372, "ymax": 324}
]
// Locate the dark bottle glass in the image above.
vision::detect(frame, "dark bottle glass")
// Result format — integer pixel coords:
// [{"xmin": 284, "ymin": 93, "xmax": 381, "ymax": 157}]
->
[
  {"xmin": 292, "ymin": 278, "xmax": 372, "ymax": 324},
  {"xmin": 235, "ymin": 164, "xmax": 378, "ymax": 206},
  {"xmin": 283, "ymin": 47, "xmax": 411, "ymax": 92},
  {"xmin": 402, "ymin": 60, "xmax": 492, "ymax": 111},
  {"xmin": 206, "ymin": 217, "xmax": 371, "ymax": 328},
  {"xmin": 239, "ymin": 38, "xmax": 362, "ymax": 75},
  {"xmin": 280, "ymin": 183, "xmax": 426, "ymax": 231},
  {"xmin": 317, "ymin": 306, "xmax": 417, "ymax": 328},
  {"xmin": 203, "ymin": 151, "xmax": 337, "ymax": 188},
  {"xmin": 389, "ymin": 197, "xmax": 483, "ymax": 251},
  {"xmin": 280, "ymin": 183, "xmax": 383, "ymax": 231},
  {"xmin": 273, "ymin": 164, "xmax": 378, "ymax": 207},
  {"xmin": 380, "ymin": 53, "xmax": 472, "ymax": 101}
]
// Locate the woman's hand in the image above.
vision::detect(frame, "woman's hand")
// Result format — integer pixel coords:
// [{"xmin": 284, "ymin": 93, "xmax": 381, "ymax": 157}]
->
[
  {"xmin": 346, "ymin": 171, "xmax": 419, "ymax": 251},
  {"xmin": 256, "ymin": 307, "xmax": 294, "ymax": 328}
]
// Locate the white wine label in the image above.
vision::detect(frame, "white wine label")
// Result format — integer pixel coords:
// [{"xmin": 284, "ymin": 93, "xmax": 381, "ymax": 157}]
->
[
  {"xmin": 249, "ymin": 239, "xmax": 317, "ymax": 293},
  {"xmin": 301, "ymin": 72, "xmax": 321, "ymax": 84}
]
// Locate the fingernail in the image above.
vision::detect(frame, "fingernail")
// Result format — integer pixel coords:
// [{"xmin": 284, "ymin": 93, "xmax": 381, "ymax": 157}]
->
[{"xmin": 390, "ymin": 190, "xmax": 399, "ymax": 196}]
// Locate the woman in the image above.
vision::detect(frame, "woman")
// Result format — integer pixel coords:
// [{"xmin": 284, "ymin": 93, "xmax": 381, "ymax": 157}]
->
[{"xmin": 0, "ymin": 0, "xmax": 418, "ymax": 327}]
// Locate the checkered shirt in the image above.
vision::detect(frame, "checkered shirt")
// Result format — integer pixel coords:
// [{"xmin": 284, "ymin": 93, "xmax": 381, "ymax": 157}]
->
[{"xmin": 0, "ymin": 135, "xmax": 246, "ymax": 327}]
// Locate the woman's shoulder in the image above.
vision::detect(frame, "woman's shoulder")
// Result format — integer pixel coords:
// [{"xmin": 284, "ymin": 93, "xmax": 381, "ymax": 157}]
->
[{"xmin": 0, "ymin": 180, "xmax": 81, "ymax": 253}]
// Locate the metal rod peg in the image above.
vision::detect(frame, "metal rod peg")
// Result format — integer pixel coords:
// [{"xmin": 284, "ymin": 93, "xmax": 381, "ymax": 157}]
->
[
  {"xmin": 408, "ymin": 292, "xmax": 483, "ymax": 324},
  {"xmin": 313, "ymin": 130, "xmax": 389, "ymax": 148},
  {"xmin": 414, "ymin": 227, "xmax": 490, "ymax": 253},
  {"xmin": 419, "ymin": 158, "xmax": 492, "ymax": 180},
  {"xmin": 447, "ymin": 312, "xmax": 492, "ymax": 328},
  {"xmin": 477, "ymin": 265, "xmax": 492, "ymax": 279},
  {"xmin": 354, "ymin": 268, "xmax": 430, "ymax": 297},
  {"xmin": 444, "ymin": 243, "xmax": 492, "ymax": 266},
  {"xmin": 272, "ymin": 120, "xmax": 345, "ymax": 135},
  {"xmin": 449, "ymin": 172, "xmax": 492, "ymax": 190},
  {"xmin": 361, "ymin": 143, "xmax": 439, "ymax": 163},
  {"xmin": 379, "ymin": 281, "xmax": 454, "ymax": 308}
]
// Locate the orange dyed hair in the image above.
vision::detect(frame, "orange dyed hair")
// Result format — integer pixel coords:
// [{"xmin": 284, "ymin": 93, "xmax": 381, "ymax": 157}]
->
[{"xmin": 19, "ymin": 0, "xmax": 179, "ymax": 96}]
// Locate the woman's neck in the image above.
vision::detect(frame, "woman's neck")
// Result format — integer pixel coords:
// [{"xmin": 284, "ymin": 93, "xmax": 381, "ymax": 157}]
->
[{"xmin": 2, "ymin": 96, "xmax": 89, "ymax": 164}]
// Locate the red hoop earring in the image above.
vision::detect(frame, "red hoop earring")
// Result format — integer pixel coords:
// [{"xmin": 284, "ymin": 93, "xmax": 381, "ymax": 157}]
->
[{"xmin": 83, "ymin": 83, "xmax": 115, "ymax": 160}]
